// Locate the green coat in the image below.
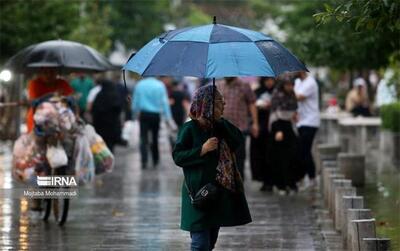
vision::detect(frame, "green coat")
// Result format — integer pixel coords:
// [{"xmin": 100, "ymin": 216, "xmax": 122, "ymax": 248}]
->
[{"xmin": 172, "ymin": 118, "xmax": 252, "ymax": 232}]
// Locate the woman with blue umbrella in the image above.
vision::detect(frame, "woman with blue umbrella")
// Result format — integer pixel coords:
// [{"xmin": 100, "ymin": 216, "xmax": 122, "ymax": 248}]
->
[{"xmin": 123, "ymin": 16, "xmax": 307, "ymax": 250}]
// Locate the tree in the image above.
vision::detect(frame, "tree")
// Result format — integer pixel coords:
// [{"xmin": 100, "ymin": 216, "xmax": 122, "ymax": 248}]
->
[
  {"xmin": 0, "ymin": 0, "xmax": 80, "ymax": 62},
  {"xmin": 315, "ymin": 0, "xmax": 400, "ymax": 97},
  {"xmin": 67, "ymin": 1, "xmax": 113, "ymax": 54},
  {"xmin": 107, "ymin": 0, "xmax": 170, "ymax": 50}
]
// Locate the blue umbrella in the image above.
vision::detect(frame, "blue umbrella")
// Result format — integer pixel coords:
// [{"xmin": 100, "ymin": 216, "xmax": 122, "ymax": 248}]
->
[
  {"xmin": 123, "ymin": 16, "xmax": 307, "ymax": 119},
  {"xmin": 123, "ymin": 17, "xmax": 307, "ymax": 79}
]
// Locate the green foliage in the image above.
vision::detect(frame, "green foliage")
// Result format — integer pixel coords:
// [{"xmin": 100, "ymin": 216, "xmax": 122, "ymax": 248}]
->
[
  {"xmin": 314, "ymin": 0, "xmax": 400, "ymax": 69},
  {"xmin": 316, "ymin": 0, "xmax": 400, "ymax": 34},
  {"xmin": 67, "ymin": 2, "xmax": 112, "ymax": 54},
  {"xmin": 283, "ymin": 1, "xmax": 395, "ymax": 69},
  {"xmin": 187, "ymin": 6, "xmax": 211, "ymax": 26},
  {"xmin": 0, "ymin": 0, "xmax": 80, "ymax": 61},
  {"xmin": 107, "ymin": 0, "xmax": 170, "ymax": 50},
  {"xmin": 380, "ymin": 102, "xmax": 400, "ymax": 132},
  {"xmin": 387, "ymin": 52, "xmax": 400, "ymax": 99}
]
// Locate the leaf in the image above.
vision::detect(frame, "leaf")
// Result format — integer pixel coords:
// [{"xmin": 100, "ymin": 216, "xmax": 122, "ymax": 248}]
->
[
  {"xmin": 396, "ymin": 19, "xmax": 400, "ymax": 30},
  {"xmin": 336, "ymin": 15, "xmax": 344, "ymax": 22},
  {"xmin": 313, "ymin": 13, "xmax": 323, "ymax": 23},
  {"xmin": 324, "ymin": 3, "xmax": 334, "ymax": 13},
  {"xmin": 366, "ymin": 19, "xmax": 375, "ymax": 30}
]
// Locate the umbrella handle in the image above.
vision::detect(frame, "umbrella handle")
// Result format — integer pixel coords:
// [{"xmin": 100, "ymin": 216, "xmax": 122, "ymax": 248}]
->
[{"xmin": 122, "ymin": 69, "xmax": 131, "ymax": 104}]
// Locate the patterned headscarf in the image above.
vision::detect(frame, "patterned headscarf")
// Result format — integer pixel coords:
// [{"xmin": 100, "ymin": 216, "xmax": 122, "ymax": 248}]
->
[
  {"xmin": 189, "ymin": 84, "xmax": 243, "ymax": 192},
  {"xmin": 189, "ymin": 84, "xmax": 218, "ymax": 123}
]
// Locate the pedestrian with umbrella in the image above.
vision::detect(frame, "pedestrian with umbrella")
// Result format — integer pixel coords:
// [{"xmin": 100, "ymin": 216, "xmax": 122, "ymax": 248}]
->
[
  {"xmin": 5, "ymin": 39, "xmax": 114, "ymax": 213},
  {"xmin": 123, "ymin": 16, "xmax": 307, "ymax": 250},
  {"xmin": 4, "ymin": 39, "xmax": 115, "ymax": 128}
]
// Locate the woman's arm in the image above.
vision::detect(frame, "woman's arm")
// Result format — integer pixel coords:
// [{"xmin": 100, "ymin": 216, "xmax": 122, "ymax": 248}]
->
[{"xmin": 172, "ymin": 123, "xmax": 208, "ymax": 168}]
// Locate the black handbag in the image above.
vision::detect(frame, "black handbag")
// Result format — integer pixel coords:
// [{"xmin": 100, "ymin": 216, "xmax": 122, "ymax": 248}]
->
[{"xmin": 184, "ymin": 181, "xmax": 219, "ymax": 210}]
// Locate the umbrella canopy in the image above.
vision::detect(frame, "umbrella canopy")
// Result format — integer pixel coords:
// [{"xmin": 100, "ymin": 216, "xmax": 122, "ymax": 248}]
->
[
  {"xmin": 123, "ymin": 21, "xmax": 307, "ymax": 78},
  {"xmin": 5, "ymin": 40, "xmax": 115, "ymax": 74}
]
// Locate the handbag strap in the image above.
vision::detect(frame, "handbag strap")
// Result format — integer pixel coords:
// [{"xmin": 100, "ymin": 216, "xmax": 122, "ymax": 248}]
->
[{"xmin": 184, "ymin": 179, "xmax": 194, "ymax": 202}]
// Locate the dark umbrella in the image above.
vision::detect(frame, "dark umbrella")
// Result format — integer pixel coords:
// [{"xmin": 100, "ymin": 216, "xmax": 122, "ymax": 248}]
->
[{"xmin": 5, "ymin": 40, "xmax": 115, "ymax": 74}]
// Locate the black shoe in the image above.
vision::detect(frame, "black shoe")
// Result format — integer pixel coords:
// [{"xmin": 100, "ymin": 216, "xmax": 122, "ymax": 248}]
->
[
  {"xmin": 141, "ymin": 163, "xmax": 148, "ymax": 169},
  {"xmin": 117, "ymin": 139, "xmax": 128, "ymax": 147}
]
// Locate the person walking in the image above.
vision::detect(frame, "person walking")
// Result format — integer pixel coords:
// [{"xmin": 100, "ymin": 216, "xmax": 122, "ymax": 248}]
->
[
  {"xmin": 162, "ymin": 77, "xmax": 191, "ymax": 129},
  {"xmin": 217, "ymin": 77, "xmax": 259, "ymax": 179},
  {"xmin": 132, "ymin": 77, "xmax": 173, "ymax": 169},
  {"xmin": 268, "ymin": 76, "xmax": 299, "ymax": 194},
  {"xmin": 91, "ymin": 79, "xmax": 123, "ymax": 152},
  {"xmin": 294, "ymin": 72, "xmax": 320, "ymax": 188},
  {"xmin": 250, "ymin": 77, "xmax": 276, "ymax": 188},
  {"xmin": 172, "ymin": 84, "xmax": 251, "ymax": 251},
  {"xmin": 70, "ymin": 73, "xmax": 94, "ymax": 118}
]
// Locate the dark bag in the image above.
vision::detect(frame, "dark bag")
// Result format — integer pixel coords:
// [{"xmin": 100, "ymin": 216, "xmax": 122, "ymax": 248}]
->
[{"xmin": 184, "ymin": 181, "xmax": 219, "ymax": 210}]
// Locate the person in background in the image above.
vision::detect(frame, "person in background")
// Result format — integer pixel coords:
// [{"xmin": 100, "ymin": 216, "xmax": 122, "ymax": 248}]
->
[
  {"xmin": 163, "ymin": 77, "xmax": 191, "ymax": 129},
  {"xmin": 250, "ymin": 77, "xmax": 275, "ymax": 189},
  {"xmin": 111, "ymin": 72, "xmax": 131, "ymax": 147},
  {"xmin": 132, "ymin": 77, "xmax": 174, "ymax": 169},
  {"xmin": 26, "ymin": 68, "xmax": 73, "ymax": 132},
  {"xmin": 375, "ymin": 70, "xmax": 397, "ymax": 108},
  {"xmin": 268, "ymin": 76, "xmax": 299, "ymax": 195},
  {"xmin": 70, "ymin": 73, "xmax": 94, "ymax": 118},
  {"xmin": 86, "ymin": 79, "xmax": 102, "ymax": 115},
  {"xmin": 325, "ymin": 97, "xmax": 341, "ymax": 114},
  {"xmin": 91, "ymin": 78, "xmax": 123, "ymax": 152},
  {"xmin": 172, "ymin": 84, "xmax": 251, "ymax": 251},
  {"xmin": 345, "ymin": 77, "xmax": 371, "ymax": 117},
  {"xmin": 112, "ymin": 71, "xmax": 132, "ymax": 122},
  {"xmin": 294, "ymin": 71, "xmax": 320, "ymax": 189},
  {"xmin": 218, "ymin": 77, "xmax": 259, "ymax": 180}
]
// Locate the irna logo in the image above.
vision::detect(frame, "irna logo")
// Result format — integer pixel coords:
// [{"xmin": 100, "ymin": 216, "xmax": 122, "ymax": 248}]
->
[{"xmin": 37, "ymin": 176, "xmax": 77, "ymax": 187}]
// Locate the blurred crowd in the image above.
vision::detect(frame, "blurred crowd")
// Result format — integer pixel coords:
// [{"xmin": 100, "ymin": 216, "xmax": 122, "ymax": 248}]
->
[{"xmin": 11, "ymin": 67, "xmax": 396, "ymax": 195}]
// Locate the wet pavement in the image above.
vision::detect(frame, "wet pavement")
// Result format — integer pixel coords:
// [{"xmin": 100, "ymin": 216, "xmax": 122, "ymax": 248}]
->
[{"xmin": 0, "ymin": 127, "xmax": 327, "ymax": 251}]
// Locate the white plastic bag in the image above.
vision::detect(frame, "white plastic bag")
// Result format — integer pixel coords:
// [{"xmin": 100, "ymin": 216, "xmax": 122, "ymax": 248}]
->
[
  {"xmin": 72, "ymin": 133, "xmax": 95, "ymax": 184},
  {"xmin": 46, "ymin": 143, "xmax": 68, "ymax": 168},
  {"xmin": 122, "ymin": 120, "xmax": 139, "ymax": 147}
]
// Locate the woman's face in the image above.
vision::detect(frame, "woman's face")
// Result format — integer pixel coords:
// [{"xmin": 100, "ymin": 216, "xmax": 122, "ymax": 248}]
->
[
  {"xmin": 214, "ymin": 94, "xmax": 225, "ymax": 119},
  {"xmin": 264, "ymin": 78, "xmax": 275, "ymax": 89},
  {"xmin": 283, "ymin": 82, "xmax": 294, "ymax": 93}
]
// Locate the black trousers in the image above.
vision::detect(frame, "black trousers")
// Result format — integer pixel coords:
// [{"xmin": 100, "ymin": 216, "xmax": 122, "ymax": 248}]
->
[
  {"xmin": 298, "ymin": 126, "xmax": 318, "ymax": 179},
  {"xmin": 139, "ymin": 111, "xmax": 160, "ymax": 166}
]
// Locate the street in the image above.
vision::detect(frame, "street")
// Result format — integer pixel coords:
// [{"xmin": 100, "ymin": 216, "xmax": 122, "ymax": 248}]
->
[{"xmin": 0, "ymin": 126, "xmax": 326, "ymax": 251}]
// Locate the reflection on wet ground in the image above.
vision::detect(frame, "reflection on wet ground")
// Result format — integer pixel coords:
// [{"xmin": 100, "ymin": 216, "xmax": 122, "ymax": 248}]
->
[{"xmin": 0, "ymin": 133, "xmax": 325, "ymax": 251}]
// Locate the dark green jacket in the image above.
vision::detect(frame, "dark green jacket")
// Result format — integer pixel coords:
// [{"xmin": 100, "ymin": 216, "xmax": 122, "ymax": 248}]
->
[{"xmin": 172, "ymin": 118, "xmax": 252, "ymax": 232}]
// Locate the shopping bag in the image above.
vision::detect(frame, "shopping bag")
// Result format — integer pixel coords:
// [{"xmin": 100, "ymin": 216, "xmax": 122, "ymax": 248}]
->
[
  {"xmin": 12, "ymin": 133, "xmax": 47, "ymax": 184},
  {"xmin": 72, "ymin": 132, "xmax": 95, "ymax": 184},
  {"xmin": 122, "ymin": 120, "xmax": 140, "ymax": 148},
  {"xmin": 46, "ymin": 142, "xmax": 68, "ymax": 168},
  {"xmin": 84, "ymin": 124, "xmax": 114, "ymax": 175}
]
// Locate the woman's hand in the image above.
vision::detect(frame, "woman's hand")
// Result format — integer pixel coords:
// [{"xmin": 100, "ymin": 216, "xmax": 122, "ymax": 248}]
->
[
  {"xmin": 200, "ymin": 137, "xmax": 219, "ymax": 156},
  {"xmin": 275, "ymin": 131, "xmax": 284, "ymax": 141}
]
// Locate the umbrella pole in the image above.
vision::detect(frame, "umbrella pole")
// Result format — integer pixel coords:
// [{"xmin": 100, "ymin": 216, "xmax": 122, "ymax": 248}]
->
[
  {"xmin": 122, "ymin": 69, "xmax": 131, "ymax": 103},
  {"xmin": 212, "ymin": 77, "xmax": 216, "ymax": 135}
]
